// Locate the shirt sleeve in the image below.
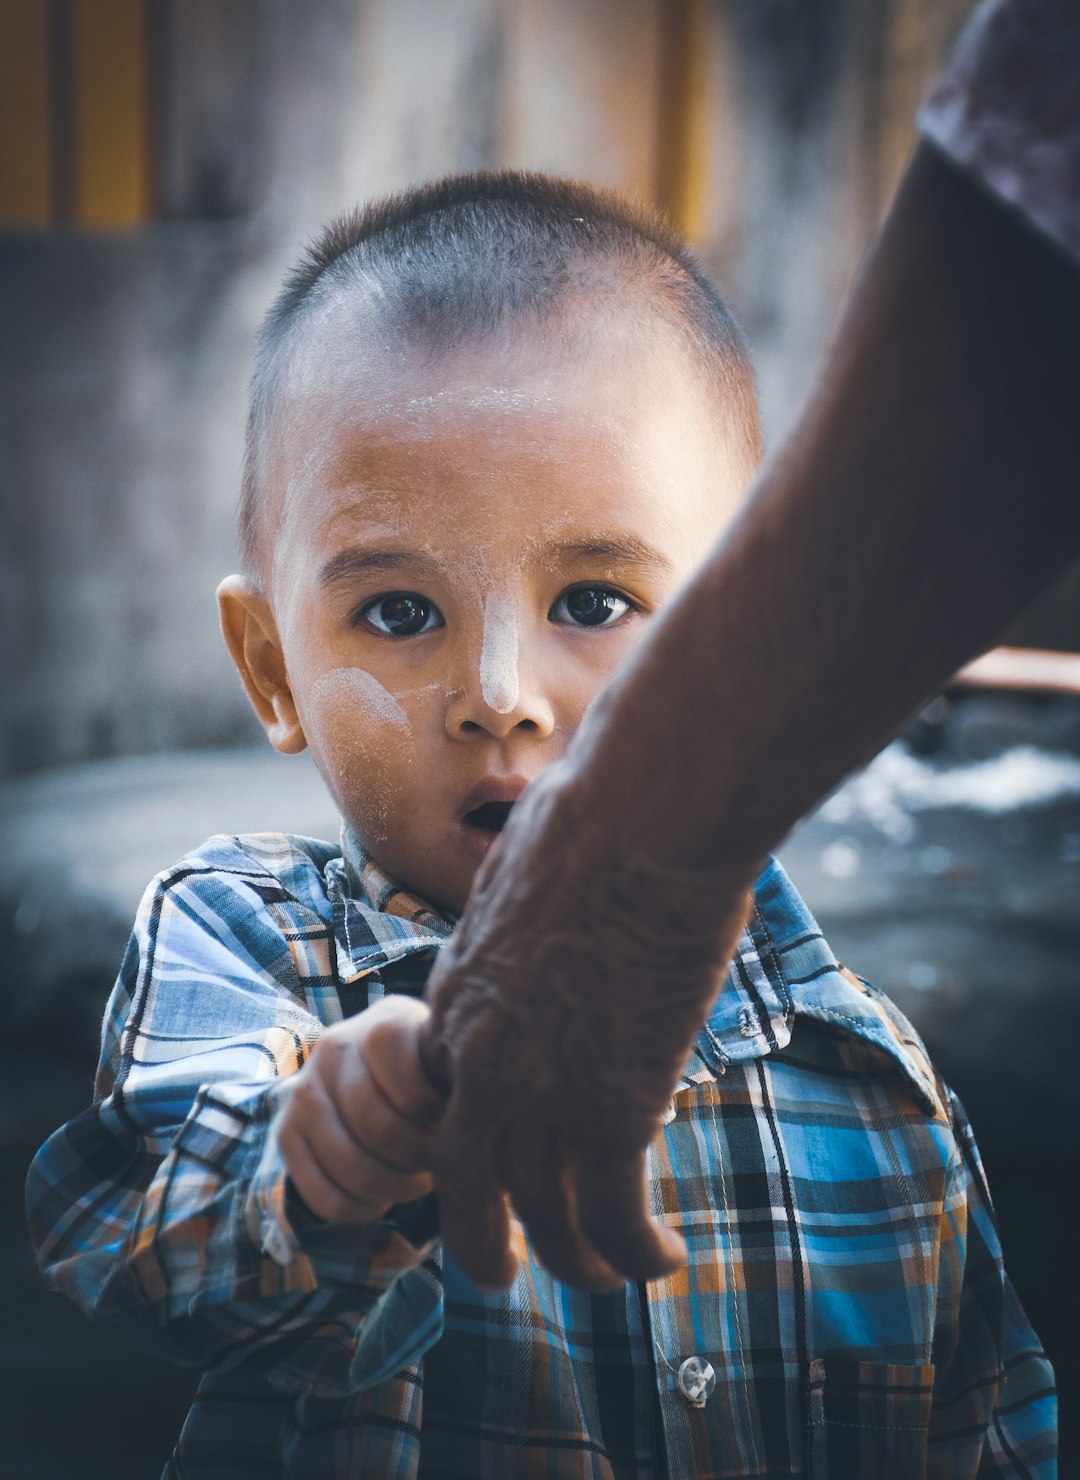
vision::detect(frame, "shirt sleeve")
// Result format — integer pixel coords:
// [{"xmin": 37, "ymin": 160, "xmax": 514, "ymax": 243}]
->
[
  {"xmin": 918, "ymin": 0, "xmax": 1080, "ymax": 265},
  {"xmin": 25, "ymin": 848, "xmax": 443, "ymax": 1397},
  {"xmin": 928, "ymin": 1090, "xmax": 1057, "ymax": 1476}
]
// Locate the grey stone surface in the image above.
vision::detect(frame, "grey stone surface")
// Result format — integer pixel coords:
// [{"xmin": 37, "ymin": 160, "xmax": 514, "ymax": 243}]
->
[{"xmin": 0, "ymin": 748, "xmax": 340, "ymax": 1042}]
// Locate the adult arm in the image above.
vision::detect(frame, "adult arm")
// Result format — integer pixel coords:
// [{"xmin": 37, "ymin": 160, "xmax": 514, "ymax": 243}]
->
[{"xmin": 420, "ymin": 138, "xmax": 1080, "ymax": 1291}]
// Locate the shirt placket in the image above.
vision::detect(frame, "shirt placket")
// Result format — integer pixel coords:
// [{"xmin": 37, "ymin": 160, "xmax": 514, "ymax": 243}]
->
[{"xmin": 644, "ymin": 1076, "xmax": 725, "ymax": 1479}]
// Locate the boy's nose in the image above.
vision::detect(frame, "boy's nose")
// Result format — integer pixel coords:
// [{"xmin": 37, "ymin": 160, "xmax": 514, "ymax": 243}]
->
[{"xmin": 444, "ymin": 599, "xmax": 556, "ymax": 741}]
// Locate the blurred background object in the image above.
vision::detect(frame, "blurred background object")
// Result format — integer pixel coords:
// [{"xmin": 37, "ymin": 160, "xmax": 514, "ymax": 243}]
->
[
  {"xmin": 2, "ymin": 1, "xmax": 1077, "ymax": 1475},
  {"xmin": 5, "ymin": 0, "xmax": 1080, "ymax": 776}
]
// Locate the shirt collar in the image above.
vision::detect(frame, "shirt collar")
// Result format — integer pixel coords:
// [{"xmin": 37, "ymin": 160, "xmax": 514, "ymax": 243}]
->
[
  {"xmin": 691, "ymin": 856, "xmax": 945, "ymax": 1117},
  {"xmin": 327, "ymin": 834, "xmax": 943, "ymax": 1119},
  {"xmin": 327, "ymin": 828, "xmax": 453, "ymax": 983}
]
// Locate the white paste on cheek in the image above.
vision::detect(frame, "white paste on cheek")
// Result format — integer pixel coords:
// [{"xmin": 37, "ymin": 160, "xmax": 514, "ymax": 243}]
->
[
  {"xmin": 393, "ymin": 680, "xmax": 442, "ymax": 703},
  {"xmin": 478, "ymin": 592, "xmax": 520, "ymax": 715},
  {"xmin": 306, "ymin": 667, "xmax": 418, "ymax": 847},
  {"xmin": 311, "ymin": 667, "xmax": 409, "ymax": 728}
]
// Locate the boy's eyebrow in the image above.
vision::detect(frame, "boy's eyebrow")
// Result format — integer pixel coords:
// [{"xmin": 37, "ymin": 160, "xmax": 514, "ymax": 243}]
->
[
  {"xmin": 319, "ymin": 535, "xmax": 676, "ymax": 589},
  {"xmin": 318, "ymin": 546, "xmax": 441, "ymax": 588},
  {"xmin": 552, "ymin": 535, "xmax": 676, "ymax": 574}
]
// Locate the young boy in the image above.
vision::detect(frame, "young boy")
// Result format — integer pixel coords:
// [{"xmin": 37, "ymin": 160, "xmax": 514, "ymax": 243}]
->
[{"xmin": 28, "ymin": 174, "xmax": 1053, "ymax": 1478}]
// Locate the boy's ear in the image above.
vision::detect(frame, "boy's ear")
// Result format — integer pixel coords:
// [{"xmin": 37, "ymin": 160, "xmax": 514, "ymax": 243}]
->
[{"xmin": 217, "ymin": 576, "xmax": 307, "ymax": 755}]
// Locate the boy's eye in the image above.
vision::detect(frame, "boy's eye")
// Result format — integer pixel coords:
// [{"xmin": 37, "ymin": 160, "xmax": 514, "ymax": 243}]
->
[
  {"xmin": 358, "ymin": 593, "xmax": 444, "ymax": 637},
  {"xmin": 550, "ymin": 585, "xmax": 633, "ymax": 628}
]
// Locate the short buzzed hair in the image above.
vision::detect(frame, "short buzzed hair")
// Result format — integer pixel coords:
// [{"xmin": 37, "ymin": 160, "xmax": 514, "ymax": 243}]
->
[{"xmin": 239, "ymin": 170, "xmax": 761, "ymax": 576}]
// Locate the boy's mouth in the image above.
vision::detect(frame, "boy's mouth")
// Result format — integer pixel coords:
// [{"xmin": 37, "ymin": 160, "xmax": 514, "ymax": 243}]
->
[
  {"xmin": 463, "ymin": 800, "xmax": 514, "ymax": 833},
  {"xmin": 458, "ymin": 776, "xmax": 529, "ymax": 861}
]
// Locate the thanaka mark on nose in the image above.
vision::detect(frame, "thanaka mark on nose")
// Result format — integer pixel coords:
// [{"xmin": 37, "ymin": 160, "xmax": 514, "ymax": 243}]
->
[{"xmin": 479, "ymin": 593, "xmax": 520, "ymax": 715}]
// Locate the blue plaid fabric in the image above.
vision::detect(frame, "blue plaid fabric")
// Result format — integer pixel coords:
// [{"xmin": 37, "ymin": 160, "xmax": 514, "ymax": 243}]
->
[{"xmin": 27, "ymin": 832, "xmax": 1055, "ymax": 1477}]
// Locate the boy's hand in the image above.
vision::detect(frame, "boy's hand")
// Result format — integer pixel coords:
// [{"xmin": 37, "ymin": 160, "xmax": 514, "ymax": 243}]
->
[
  {"xmin": 278, "ymin": 994, "xmax": 446, "ymax": 1225},
  {"xmin": 419, "ymin": 767, "xmax": 754, "ymax": 1292}
]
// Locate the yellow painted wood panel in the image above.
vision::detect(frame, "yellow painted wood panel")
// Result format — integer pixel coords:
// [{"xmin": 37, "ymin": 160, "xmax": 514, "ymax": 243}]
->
[
  {"xmin": 874, "ymin": 0, "xmax": 976, "ymax": 216},
  {"xmin": 655, "ymin": 0, "xmax": 709, "ymax": 243},
  {"xmin": 699, "ymin": 0, "xmax": 742, "ymax": 273},
  {"xmin": 69, "ymin": 0, "xmax": 150, "ymax": 226},
  {"xmin": 0, "ymin": 0, "xmax": 53, "ymax": 225},
  {"xmin": 503, "ymin": 0, "xmax": 663, "ymax": 203}
]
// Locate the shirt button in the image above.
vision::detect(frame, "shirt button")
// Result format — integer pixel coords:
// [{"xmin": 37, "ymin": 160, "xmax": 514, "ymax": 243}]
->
[
  {"xmin": 261, "ymin": 1220, "xmax": 294, "ymax": 1268},
  {"xmin": 677, "ymin": 1355, "xmax": 716, "ymax": 1407}
]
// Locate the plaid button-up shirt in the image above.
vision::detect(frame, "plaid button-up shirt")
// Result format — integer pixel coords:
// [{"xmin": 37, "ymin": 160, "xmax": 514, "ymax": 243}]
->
[{"xmin": 28, "ymin": 832, "xmax": 1055, "ymax": 1478}]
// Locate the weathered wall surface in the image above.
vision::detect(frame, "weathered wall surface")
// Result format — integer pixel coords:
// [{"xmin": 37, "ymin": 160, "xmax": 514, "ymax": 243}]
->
[{"xmin": 4, "ymin": 0, "xmax": 1074, "ymax": 775}]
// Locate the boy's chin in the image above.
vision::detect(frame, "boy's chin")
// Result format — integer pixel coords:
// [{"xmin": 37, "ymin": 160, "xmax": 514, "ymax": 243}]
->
[
  {"xmin": 372, "ymin": 844, "xmax": 477, "ymax": 921},
  {"xmin": 351, "ymin": 823, "xmax": 504, "ymax": 919}
]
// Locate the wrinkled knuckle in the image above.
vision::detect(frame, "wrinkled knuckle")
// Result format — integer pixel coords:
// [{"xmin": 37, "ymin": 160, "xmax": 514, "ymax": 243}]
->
[
  {"xmin": 360, "ymin": 1016, "xmax": 402, "ymax": 1066},
  {"xmin": 396, "ymin": 1168, "xmax": 433, "ymax": 1201},
  {"xmin": 351, "ymin": 1160, "xmax": 392, "ymax": 1202},
  {"xmin": 294, "ymin": 1178, "xmax": 333, "ymax": 1223},
  {"xmin": 276, "ymin": 1116, "xmax": 309, "ymax": 1172},
  {"xmin": 411, "ymin": 1138, "xmax": 437, "ymax": 1173},
  {"xmin": 388, "ymin": 1146, "xmax": 423, "ymax": 1177},
  {"xmin": 310, "ymin": 1190, "xmax": 339, "ymax": 1223},
  {"xmin": 383, "ymin": 993, "xmax": 429, "ymax": 1025},
  {"xmin": 325, "ymin": 1182, "xmax": 372, "ymax": 1224},
  {"xmin": 286, "ymin": 1075, "xmax": 323, "ymax": 1127},
  {"xmin": 289, "ymin": 1069, "xmax": 319, "ymax": 1104},
  {"xmin": 376, "ymin": 1169, "xmax": 414, "ymax": 1206},
  {"xmin": 321, "ymin": 1191, "xmax": 352, "ymax": 1224},
  {"xmin": 305, "ymin": 1042, "xmax": 342, "ymax": 1090},
  {"xmin": 410, "ymin": 1170, "xmax": 435, "ymax": 1199},
  {"xmin": 316, "ymin": 1018, "xmax": 351, "ymax": 1052}
]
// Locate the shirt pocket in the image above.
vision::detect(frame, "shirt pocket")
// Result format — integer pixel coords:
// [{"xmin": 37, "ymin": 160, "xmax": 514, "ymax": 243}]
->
[{"xmin": 808, "ymin": 1357, "xmax": 935, "ymax": 1479}]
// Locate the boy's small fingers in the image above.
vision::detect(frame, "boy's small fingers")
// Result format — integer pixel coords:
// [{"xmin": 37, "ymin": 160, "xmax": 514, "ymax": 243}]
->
[
  {"xmin": 310, "ymin": 1021, "xmax": 437, "ymax": 1171},
  {"xmin": 282, "ymin": 1124, "xmax": 387, "ymax": 1224},
  {"xmin": 337, "ymin": 1072, "xmax": 437, "ymax": 1174},
  {"xmin": 357, "ymin": 996, "xmax": 447, "ymax": 1128},
  {"xmin": 576, "ymin": 1147, "xmax": 686, "ymax": 1282},
  {"xmin": 292, "ymin": 1124, "xmax": 435, "ymax": 1223},
  {"xmin": 281, "ymin": 1062, "xmax": 434, "ymax": 1217}
]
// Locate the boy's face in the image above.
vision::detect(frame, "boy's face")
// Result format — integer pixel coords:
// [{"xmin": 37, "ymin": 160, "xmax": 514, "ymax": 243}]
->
[{"xmin": 222, "ymin": 315, "xmax": 752, "ymax": 914}]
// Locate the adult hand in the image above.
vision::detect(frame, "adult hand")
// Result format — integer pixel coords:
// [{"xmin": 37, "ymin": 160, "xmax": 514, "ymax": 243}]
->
[
  {"xmin": 420, "ymin": 142, "xmax": 1080, "ymax": 1294},
  {"xmin": 420, "ymin": 761, "xmax": 753, "ymax": 1291}
]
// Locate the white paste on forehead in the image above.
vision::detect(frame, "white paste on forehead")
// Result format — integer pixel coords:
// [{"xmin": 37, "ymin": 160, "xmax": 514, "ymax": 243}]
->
[
  {"xmin": 398, "ymin": 387, "xmax": 558, "ymax": 416},
  {"xmin": 311, "ymin": 667, "xmax": 408, "ymax": 728},
  {"xmin": 479, "ymin": 592, "xmax": 519, "ymax": 715}
]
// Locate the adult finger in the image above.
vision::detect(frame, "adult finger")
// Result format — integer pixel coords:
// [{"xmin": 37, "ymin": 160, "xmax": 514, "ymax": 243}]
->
[
  {"xmin": 506, "ymin": 1131, "xmax": 624, "ymax": 1291},
  {"xmin": 432, "ymin": 1098, "xmax": 518, "ymax": 1291},
  {"xmin": 415, "ymin": 1003, "xmax": 452, "ymax": 1098},
  {"xmin": 576, "ymin": 1146, "xmax": 686, "ymax": 1282}
]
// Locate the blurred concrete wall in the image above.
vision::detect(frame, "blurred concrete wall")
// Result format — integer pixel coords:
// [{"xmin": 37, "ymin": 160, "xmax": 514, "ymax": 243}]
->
[{"xmin": 3, "ymin": 0, "xmax": 1076, "ymax": 776}]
